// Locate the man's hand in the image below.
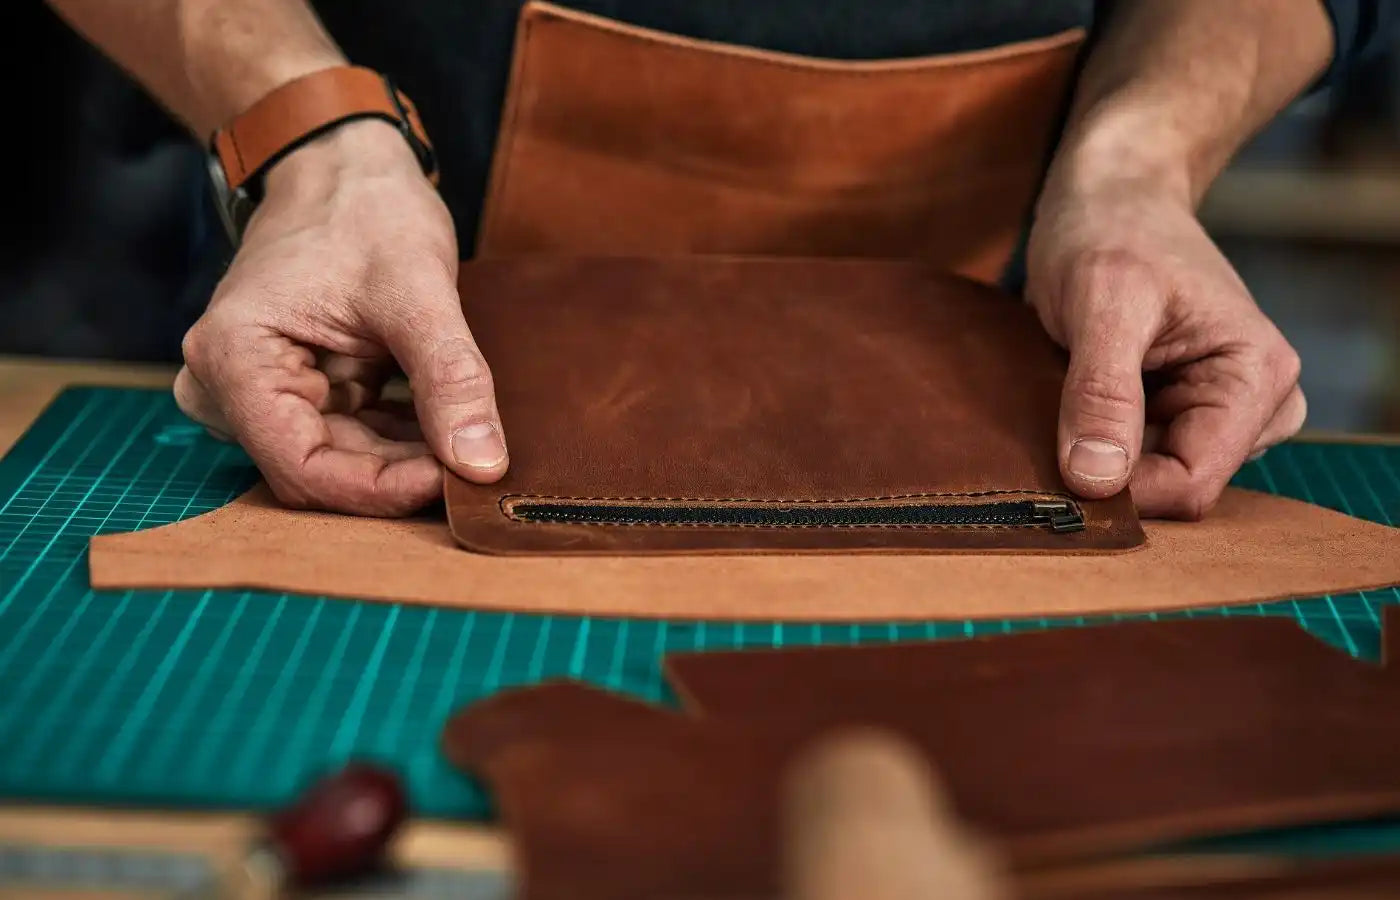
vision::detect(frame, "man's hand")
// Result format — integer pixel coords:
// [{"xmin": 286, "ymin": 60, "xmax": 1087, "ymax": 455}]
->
[
  {"xmin": 1027, "ymin": 172, "xmax": 1306, "ymax": 520},
  {"xmin": 174, "ymin": 120, "xmax": 508, "ymax": 516},
  {"xmin": 1023, "ymin": 0, "xmax": 1331, "ymax": 520}
]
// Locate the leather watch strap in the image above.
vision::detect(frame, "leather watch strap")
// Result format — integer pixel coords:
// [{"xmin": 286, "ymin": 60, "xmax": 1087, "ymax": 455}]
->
[{"xmin": 207, "ymin": 65, "xmax": 437, "ymax": 241}]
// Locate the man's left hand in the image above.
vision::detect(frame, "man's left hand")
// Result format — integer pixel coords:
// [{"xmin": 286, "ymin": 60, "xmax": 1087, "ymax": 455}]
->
[{"xmin": 1026, "ymin": 173, "xmax": 1307, "ymax": 520}]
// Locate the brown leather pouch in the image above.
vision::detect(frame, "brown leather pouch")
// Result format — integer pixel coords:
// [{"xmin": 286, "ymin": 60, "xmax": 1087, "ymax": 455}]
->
[
  {"xmin": 445, "ymin": 256, "xmax": 1143, "ymax": 555},
  {"xmin": 479, "ymin": 2, "xmax": 1085, "ymax": 284}
]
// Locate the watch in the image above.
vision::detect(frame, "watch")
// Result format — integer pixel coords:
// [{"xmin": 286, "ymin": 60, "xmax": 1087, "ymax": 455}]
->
[{"xmin": 205, "ymin": 65, "xmax": 439, "ymax": 244}]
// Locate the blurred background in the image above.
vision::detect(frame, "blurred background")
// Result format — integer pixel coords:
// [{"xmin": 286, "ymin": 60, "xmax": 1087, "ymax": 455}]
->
[{"xmin": 3, "ymin": 3, "xmax": 1397, "ymax": 433}]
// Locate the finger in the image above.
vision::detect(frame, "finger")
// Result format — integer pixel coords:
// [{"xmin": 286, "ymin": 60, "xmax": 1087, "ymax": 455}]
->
[
  {"xmin": 1141, "ymin": 421, "xmax": 1165, "ymax": 456},
  {"xmin": 319, "ymin": 351, "xmax": 390, "ymax": 414},
  {"xmin": 324, "ymin": 414, "xmax": 433, "ymax": 462},
  {"xmin": 1146, "ymin": 343, "xmax": 1302, "ymax": 466},
  {"xmin": 783, "ymin": 729, "xmax": 1007, "ymax": 900},
  {"xmin": 1247, "ymin": 385, "xmax": 1307, "ymax": 461},
  {"xmin": 1131, "ymin": 383, "xmax": 1272, "ymax": 520},
  {"xmin": 173, "ymin": 365, "xmax": 234, "ymax": 440},
  {"xmin": 1144, "ymin": 386, "xmax": 1304, "ymax": 461},
  {"xmin": 187, "ymin": 322, "xmax": 441, "ymax": 516},
  {"xmin": 356, "ymin": 403, "xmax": 426, "ymax": 442},
  {"xmin": 1056, "ymin": 274, "xmax": 1159, "ymax": 499},
  {"xmin": 378, "ymin": 275, "xmax": 509, "ymax": 483}
]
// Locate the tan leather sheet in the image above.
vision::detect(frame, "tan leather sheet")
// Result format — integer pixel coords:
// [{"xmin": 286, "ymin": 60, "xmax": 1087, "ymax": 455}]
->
[{"xmin": 89, "ymin": 484, "xmax": 1400, "ymax": 620}]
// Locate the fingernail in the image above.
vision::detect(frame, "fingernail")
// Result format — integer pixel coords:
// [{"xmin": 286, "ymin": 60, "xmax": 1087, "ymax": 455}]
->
[
  {"xmin": 1248, "ymin": 448, "xmax": 1267, "ymax": 462},
  {"xmin": 451, "ymin": 422, "xmax": 507, "ymax": 469},
  {"xmin": 1069, "ymin": 438, "xmax": 1129, "ymax": 482}
]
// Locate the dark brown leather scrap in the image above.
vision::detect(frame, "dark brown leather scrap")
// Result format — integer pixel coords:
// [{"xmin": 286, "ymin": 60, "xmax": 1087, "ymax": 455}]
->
[
  {"xmin": 441, "ymin": 610, "xmax": 1400, "ymax": 900},
  {"xmin": 664, "ymin": 608, "xmax": 1400, "ymax": 864},
  {"xmin": 447, "ymin": 256, "xmax": 1144, "ymax": 555}
]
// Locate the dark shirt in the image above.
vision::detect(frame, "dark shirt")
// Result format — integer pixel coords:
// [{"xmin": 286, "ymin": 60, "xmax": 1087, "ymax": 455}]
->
[
  {"xmin": 308, "ymin": 0, "xmax": 1396, "ymax": 249},
  {"xmin": 3, "ymin": 1, "xmax": 1394, "ymax": 361},
  {"xmin": 312, "ymin": 0, "xmax": 1095, "ymax": 248}
]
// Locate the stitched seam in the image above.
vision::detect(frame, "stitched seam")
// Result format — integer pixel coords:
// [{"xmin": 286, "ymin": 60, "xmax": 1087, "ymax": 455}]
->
[
  {"xmin": 498, "ymin": 490, "xmax": 1081, "ymax": 528},
  {"xmin": 499, "ymin": 520, "xmax": 1053, "ymax": 531}
]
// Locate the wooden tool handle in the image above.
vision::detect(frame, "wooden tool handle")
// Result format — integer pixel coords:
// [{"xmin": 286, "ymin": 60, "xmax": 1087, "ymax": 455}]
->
[
  {"xmin": 218, "ymin": 763, "xmax": 408, "ymax": 899},
  {"xmin": 781, "ymin": 727, "xmax": 1009, "ymax": 900}
]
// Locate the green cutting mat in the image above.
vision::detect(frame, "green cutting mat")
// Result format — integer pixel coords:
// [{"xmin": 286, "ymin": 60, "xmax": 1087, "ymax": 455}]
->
[{"xmin": 0, "ymin": 387, "xmax": 1397, "ymax": 839}]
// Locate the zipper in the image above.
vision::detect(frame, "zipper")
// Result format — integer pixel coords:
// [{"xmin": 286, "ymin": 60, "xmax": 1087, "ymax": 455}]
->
[{"xmin": 505, "ymin": 496, "xmax": 1086, "ymax": 533}]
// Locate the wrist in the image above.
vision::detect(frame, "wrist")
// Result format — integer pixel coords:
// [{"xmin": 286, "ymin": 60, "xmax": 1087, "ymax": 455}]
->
[
  {"xmin": 1040, "ymin": 95, "xmax": 1198, "ymax": 213},
  {"xmin": 180, "ymin": 1, "xmax": 347, "ymax": 134},
  {"xmin": 263, "ymin": 117, "xmax": 429, "ymax": 203}
]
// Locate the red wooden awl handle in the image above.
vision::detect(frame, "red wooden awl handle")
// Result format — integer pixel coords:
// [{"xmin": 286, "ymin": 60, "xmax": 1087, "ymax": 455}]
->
[{"xmin": 262, "ymin": 762, "xmax": 408, "ymax": 886}]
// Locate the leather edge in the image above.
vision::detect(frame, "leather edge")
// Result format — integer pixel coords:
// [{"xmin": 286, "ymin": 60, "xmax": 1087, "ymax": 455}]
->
[
  {"xmin": 477, "ymin": 3, "xmax": 547, "ymax": 256},
  {"xmin": 1386, "ymin": 605, "xmax": 1399, "ymax": 670},
  {"xmin": 525, "ymin": 0, "xmax": 1087, "ymax": 73}
]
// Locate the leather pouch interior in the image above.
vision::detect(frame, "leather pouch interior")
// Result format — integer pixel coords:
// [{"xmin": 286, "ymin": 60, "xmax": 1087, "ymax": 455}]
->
[{"xmin": 445, "ymin": 255, "xmax": 1144, "ymax": 555}]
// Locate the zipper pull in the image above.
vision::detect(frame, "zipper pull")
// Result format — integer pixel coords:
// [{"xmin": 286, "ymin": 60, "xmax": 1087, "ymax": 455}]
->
[{"xmin": 1032, "ymin": 501, "xmax": 1086, "ymax": 534}]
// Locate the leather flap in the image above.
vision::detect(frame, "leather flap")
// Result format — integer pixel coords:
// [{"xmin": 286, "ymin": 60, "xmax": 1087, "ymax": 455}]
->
[{"xmin": 445, "ymin": 256, "xmax": 1144, "ymax": 555}]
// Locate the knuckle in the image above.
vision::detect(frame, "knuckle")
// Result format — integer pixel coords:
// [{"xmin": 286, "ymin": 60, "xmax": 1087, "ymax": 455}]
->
[
  {"xmin": 182, "ymin": 305, "xmax": 248, "ymax": 373},
  {"xmin": 1068, "ymin": 367, "xmax": 1140, "ymax": 416},
  {"xmin": 426, "ymin": 339, "xmax": 494, "ymax": 400},
  {"xmin": 1173, "ymin": 491, "xmax": 1212, "ymax": 523},
  {"xmin": 180, "ymin": 324, "xmax": 211, "ymax": 370},
  {"xmin": 265, "ymin": 475, "xmax": 312, "ymax": 511},
  {"xmin": 1287, "ymin": 389, "xmax": 1309, "ymax": 433},
  {"xmin": 1265, "ymin": 341, "xmax": 1302, "ymax": 390},
  {"xmin": 171, "ymin": 369, "xmax": 204, "ymax": 414},
  {"xmin": 1175, "ymin": 472, "xmax": 1224, "ymax": 522}
]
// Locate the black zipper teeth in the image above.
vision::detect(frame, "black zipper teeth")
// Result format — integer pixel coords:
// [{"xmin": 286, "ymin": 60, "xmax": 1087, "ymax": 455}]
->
[{"xmin": 508, "ymin": 499, "xmax": 1086, "ymax": 532}]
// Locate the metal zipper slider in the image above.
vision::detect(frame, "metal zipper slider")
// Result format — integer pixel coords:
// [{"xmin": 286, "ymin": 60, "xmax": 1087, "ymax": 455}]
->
[{"xmin": 1031, "ymin": 500, "xmax": 1086, "ymax": 533}]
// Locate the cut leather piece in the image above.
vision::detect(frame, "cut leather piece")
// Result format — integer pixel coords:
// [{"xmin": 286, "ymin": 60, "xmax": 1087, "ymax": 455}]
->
[
  {"xmin": 667, "ymin": 605, "xmax": 1400, "ymax": 720},
  {"xmin": 478, "ymin": 2, "xmax": 1084, "ymax": 283},
  {"xmin": 440, "ymin": 681, "xmax": 678, "ymax": 772},
  {"xmin": 662, "ymin": 609, "xmax": 1400, "ymax": 862},
  {"xmin": 443, "ymin": 615, "xmax": 1400, "ymax": 899},
  {"xmin": 462, "ymin": 712, "xmax": 789, "ymax": 900},
  {"xmin": 1053, "ymin": 855, "xmax": 1400, "ymax": 899},
  {"xmin": 476, "ymin": 726, "xmax": 1400, "ymax": 899},
  {"xmin": 446, "ymin": 256, "xmax": 1144, "ymax": 555},
  {"xmin": 90, "ymin": 482, "xmax": 1400, "ymax": 621}
]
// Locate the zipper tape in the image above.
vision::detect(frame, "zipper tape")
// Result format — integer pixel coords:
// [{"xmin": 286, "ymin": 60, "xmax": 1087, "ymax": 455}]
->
[{"xmin": 502, "ymin": 495, "xmax": 1086, "ymax": 532}]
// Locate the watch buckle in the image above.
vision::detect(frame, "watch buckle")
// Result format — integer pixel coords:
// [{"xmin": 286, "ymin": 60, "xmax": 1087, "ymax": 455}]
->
[
  {"xmin": 381, "ymin": 75, "xmax": 437, "ymax": 182},
  {"xmin": 206, "ymin": 151, "xmax": 255, "ymax": 245}
]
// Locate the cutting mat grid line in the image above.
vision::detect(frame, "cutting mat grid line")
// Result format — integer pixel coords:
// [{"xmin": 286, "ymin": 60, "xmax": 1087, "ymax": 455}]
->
[{"xmin": 0, "ymin": 388, "xmax": 1396, "ymax": 827}]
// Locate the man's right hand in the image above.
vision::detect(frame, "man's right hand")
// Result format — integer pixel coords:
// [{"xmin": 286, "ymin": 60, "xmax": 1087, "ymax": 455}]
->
[{"xmin": 175, "ymin": 119, "xmax": 508, "ymax": 516}]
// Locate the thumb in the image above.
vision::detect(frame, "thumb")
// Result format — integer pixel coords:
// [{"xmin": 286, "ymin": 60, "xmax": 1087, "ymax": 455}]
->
[
  {"xmin": 383, "ymin": 288, "xmax": 508, "ymax": 484},
  {"xmin": 1057, "ymin": 300, "xmax": 1155, "ymax": 499}
]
